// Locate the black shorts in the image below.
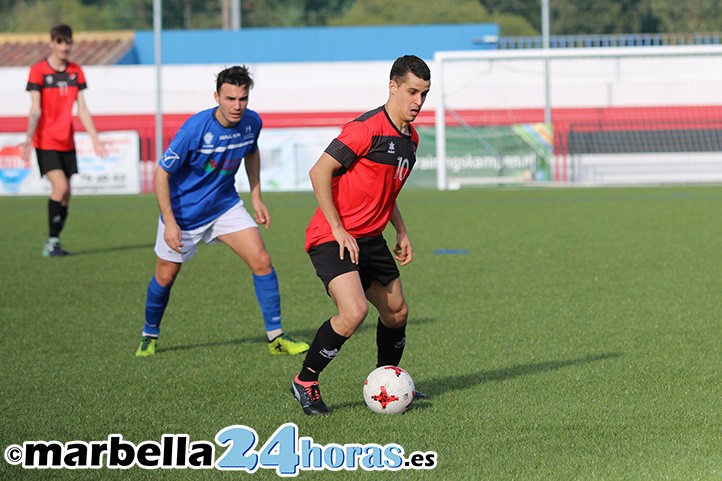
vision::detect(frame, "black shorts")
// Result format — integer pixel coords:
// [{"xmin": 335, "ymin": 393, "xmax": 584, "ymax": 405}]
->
[
  {"xmin": 36, "ymin": 149, "xmax": 78, "ymax": 177},
  {"xmin": 308, "ymin": 235, "xmax": 400, "ymax": 293}
]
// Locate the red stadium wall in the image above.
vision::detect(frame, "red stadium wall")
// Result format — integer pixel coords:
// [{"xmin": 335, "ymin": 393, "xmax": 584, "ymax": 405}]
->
[
  {"xmin": 3, "ymin": 105, "xmax": 720, "ymax": 158},
  {"xmin": 2, "ymin": 105, "xmax": 721, "ymax": 186}
]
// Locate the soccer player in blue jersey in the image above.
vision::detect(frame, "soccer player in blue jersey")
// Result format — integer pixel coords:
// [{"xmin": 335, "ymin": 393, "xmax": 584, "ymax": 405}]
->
[{"xmin": 135, "ymin": 65, "xmax": 309, "ymax": 357}]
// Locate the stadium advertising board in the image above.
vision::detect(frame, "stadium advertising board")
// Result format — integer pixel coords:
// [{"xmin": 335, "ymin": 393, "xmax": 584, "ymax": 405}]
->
[
  {"xmin": 235, "ymin": 127, "xmax": 340, "ymax": 193},
  {"xmin": 412, "ymin": 124, "xmax": 553, "ymax": 188},
  {"xmin": 0, "ymin": 131, "xmax": 140, "ymax": 196}
]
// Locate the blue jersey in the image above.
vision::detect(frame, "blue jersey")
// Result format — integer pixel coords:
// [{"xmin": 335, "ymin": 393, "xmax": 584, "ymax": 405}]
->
[{"xmin": 159, "ymin": 107, "xmax": 262, "ymax": 230}]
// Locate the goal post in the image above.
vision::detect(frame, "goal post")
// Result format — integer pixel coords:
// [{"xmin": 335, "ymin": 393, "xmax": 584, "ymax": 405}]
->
[{"xmin": 432, "ymin": 45, "xmax": 722, "ymax": 189}]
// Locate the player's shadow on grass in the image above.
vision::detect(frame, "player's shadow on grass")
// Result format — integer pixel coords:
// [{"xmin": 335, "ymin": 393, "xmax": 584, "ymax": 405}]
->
[
  {"xmin": 349, "ymin": 316, "xmax": 438, "ymax": 333},
  {"xmin": 158, "ymin": 317, "xmax": 440, "ymax": 354},
  {"xmin": 333, "ymin": 352, "xmax": 622, "ymax": 411},
  {"xmin": 72, "ymin": 243, "xmax": 155, "ymax": 255},
  {"xmin": 158, "ymin": 336, "xmax": 259, "ymax": 353},
  {"xmin": 419, "ymin": 352, "xmax": 622, "ymax": 397}
]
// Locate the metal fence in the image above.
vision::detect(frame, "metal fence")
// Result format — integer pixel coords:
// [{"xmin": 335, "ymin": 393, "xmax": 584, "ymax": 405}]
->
[{"xmin": 498, "ymin": 33, "xmax": 722, "ymax": 49}]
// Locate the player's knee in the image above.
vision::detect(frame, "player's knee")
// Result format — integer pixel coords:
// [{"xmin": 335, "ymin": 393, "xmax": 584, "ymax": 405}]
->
[
  {"xmin": 52, "ymin": 183, "xmax": 70, "ymax": 201},
  {"xmin": 248, "ymin": 251, "xmax": 272, "ymax": 275},
  {"xmin": 341, "ymin": 301, "xmax": 369, "ymax": 326},
  {"xmin": 396, "ymin": 302, "xmax": 409, "ymax": 323},
  {"xmin": 385, "ymin": 302, "xmax": 408, "ymax": 328},
  {"xmin": 154, "ymin": 270, "xmax": 178, "ymax": 287}
]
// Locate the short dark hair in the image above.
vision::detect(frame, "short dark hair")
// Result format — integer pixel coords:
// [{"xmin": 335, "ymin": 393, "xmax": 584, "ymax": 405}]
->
[
  {"xmin": 50, "ymin": 24, "xmax": 73, "ymax": 43},
  {"xmin": 390, "ymin": 55, "xmax": 430, "ymax": 84},
  {"xmin": 216, "ymin": 65, "xmax": 254, "ymax": 93}
]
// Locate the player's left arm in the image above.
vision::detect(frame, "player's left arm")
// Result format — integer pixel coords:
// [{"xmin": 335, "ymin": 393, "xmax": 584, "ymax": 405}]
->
[
  {"xmin": 390, "ymin": 202, "xmax": 413, "ymax": 266},
  {"xmin": 243, "ymin": 148, "xmax": 270, "ymax": 228},
  {"xmin": 76, "ymin": 91, "xmax": 108, "ymax": 158}
]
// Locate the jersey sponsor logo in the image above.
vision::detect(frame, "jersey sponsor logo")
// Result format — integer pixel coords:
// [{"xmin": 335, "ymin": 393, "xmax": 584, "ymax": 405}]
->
[
  {"xmin": 199, "ymin": 139, "xmax": 254, "ymax": 155},
  {"xmin": 218, "ymin": 132, "xmax": 242, "ymax": 141},
  {"xmin": 203, "ymin": 156, "xmax": 242, "ymax": 175},
  {"xmin": 161, "ymin": 148, "xmax": 180, "ymax": 169}
]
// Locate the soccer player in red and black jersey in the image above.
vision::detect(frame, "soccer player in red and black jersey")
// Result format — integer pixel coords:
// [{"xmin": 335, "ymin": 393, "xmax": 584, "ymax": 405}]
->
[
  {"xmin": 291, "ymin": 55, "xmax": 431, "ymax": 415},
  {"xmin": 21, "ymin": 24, "xmax": 108, "ymax": 257}
]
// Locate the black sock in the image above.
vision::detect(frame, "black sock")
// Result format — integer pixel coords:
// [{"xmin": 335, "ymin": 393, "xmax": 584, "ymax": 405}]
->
[
  {"xmin": 376, "ymin": 317, "xmax": 406, "ymax": 367},
  {"xmin": 60, "ymin": 203, "xmax": 68, "ymax": 229},
  {"xmin": 298, "ymin": 319, "xmax": 348, "ymax": 382},
  {"xmin": 48, "ymin": 199, "xmax": 64, "ymax": 237}
]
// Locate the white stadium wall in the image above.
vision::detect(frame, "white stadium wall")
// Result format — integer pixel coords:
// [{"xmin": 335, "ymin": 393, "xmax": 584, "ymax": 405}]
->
[
  {"xmin": 2, "ymin": 55, "xmax": 722, "ymax": 117},
  {"xmin": 1, "ymin": 62, "xmax": 395, "ymax": 116}
]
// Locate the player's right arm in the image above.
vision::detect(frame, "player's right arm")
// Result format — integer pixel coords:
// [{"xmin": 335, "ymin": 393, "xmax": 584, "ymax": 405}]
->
[
  {"xmin": 309, "ymin": 152, "xmax": 359, "ymax": 264},
  {"xmin": 20, "ymin": 90, "xmax": 41, "ymax": 161},
  {"xmin": 390, "ymin": 202, "xmax": 413, "ymax": 266},
  {"xmin": 154, "ymin": 166, "xmax": 183, "ymax": 254}
]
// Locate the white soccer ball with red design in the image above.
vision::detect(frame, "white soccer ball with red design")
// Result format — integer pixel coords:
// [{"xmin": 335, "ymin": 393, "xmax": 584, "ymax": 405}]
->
[{"xmin": 363, "ymin": 365, "xmax": 415, "ymax": 414}]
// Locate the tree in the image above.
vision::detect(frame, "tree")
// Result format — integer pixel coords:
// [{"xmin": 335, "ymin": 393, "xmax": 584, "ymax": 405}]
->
[
  {"xmin": 0, "ymin": 0, "xmax": 720, "ymax": 35},
  {"xmin": 478, "ymin": 0, "xmax": 542, "ymax": 31},
  {"xmin": 0, "ymin": 0, "xmax": 107, "ymax": 32},
  {"xmin": 330, "ymin": 0, "xmax": 492, "ymax": 25},
  {"xmin": 328, "ymin": 0, "xmax": 535, "ymax": 35},
  {"xmin": 240, "ymin": 0, "xmax": 354, "ymax": 27},
  {"xmin": 650, "ymin": 0, "xmax": 722, "ymax": 33},
  {"xmin": 481, "ymin": 0, "xmax": 720, "ymax": 35},
  {"xmin": 548, "ymin": 0, "xmax": 661, "ymax": 35}
]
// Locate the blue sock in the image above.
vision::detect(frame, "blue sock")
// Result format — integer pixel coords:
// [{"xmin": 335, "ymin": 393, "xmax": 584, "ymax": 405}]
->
[
  {"xmin": 253, "ymin": 268, "xmax": 282, "ymax": 332},
  {"xmin": 143, "ymin": 276, "xmax": 172, "ymax": 337}
]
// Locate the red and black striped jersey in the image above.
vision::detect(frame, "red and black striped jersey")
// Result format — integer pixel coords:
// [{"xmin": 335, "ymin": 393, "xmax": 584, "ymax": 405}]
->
[
  {"xmin": 305, "ymin": 106, "xmax": 418, "ymax": 251},
  {"xmin": 26, "ymin": 59, "xmax": 87, "ymax": 151}
]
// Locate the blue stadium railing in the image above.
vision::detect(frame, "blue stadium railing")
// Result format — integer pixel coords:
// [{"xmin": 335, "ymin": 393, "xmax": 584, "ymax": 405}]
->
[{"xmin": 498, "ymin": 33, "xmax": 722, "ymax": 49}]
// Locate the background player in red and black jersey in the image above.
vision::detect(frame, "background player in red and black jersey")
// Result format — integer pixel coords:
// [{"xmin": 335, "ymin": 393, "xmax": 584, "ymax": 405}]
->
[
  {"xmin": 291, "ymin": 55, "xmax": 431, "ymax": 415},
  {"xmin": 21, "ymin": 24, "xmax": 108, "ymax": 257}
]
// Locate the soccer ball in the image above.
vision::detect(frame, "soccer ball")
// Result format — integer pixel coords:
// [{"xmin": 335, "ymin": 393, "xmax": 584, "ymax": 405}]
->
[{"xmin": 363, "ymin": 365, "xmax": 415, "ymax": 414}]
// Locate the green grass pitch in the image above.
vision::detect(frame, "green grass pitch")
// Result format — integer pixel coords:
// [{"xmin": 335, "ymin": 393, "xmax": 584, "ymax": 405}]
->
[{"xmin": 1, "ymin": 186, "xmax": 720, "ymax": 480}]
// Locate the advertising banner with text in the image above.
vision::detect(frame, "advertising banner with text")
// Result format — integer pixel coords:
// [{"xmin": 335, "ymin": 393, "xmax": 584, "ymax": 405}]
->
[{"xmin": 0, "ymin": 131, "xmax": 141, "ymax": 196}]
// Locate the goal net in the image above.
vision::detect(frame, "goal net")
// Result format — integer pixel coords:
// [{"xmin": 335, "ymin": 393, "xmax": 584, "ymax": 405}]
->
[{"xmin": 428, "ymin": 45, "xmax": 722, "ymax": 189}]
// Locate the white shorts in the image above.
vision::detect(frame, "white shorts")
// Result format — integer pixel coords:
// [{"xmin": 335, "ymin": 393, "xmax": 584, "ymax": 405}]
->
[{"xmin": 154, "ymin": 202, "xmax": 257, "ymax": 263}]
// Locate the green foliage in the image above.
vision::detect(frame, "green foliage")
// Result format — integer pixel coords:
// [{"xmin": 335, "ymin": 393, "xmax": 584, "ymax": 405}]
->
[
  {"xmin": 548, "ymin": 0, "xmax": 657, "ymax": 35},
  {"xmin": 1, "ymin": 187, "xmax": 721, "ymax": 480},
  {"xmin": 483, "ymin": 0, "xmax": 722, "ymax": 35},
  {"xmin": 0, "ymin": 0, "xmax": 720, "ymax": 35},
  {"xmin": 480, "ymin": 0, "xmax": 542, "ymax": 30},
  {"xmin": 491, "ymin": 12, "xmax": 537, "ymax": 36},
  {"xmin": 328, "ymin": 0, "xmax": 493, "ymax": 26},
  {"xmin": 0, "ymin": 0, "xmax": 527, "ymax": 32},
  {"xmin": 0, "ymin": 0, "xmax": 107, "ymax": 33},
  {"xmin": 242, "ymin": 0, "xmax": 355, "ymax": 27}
]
